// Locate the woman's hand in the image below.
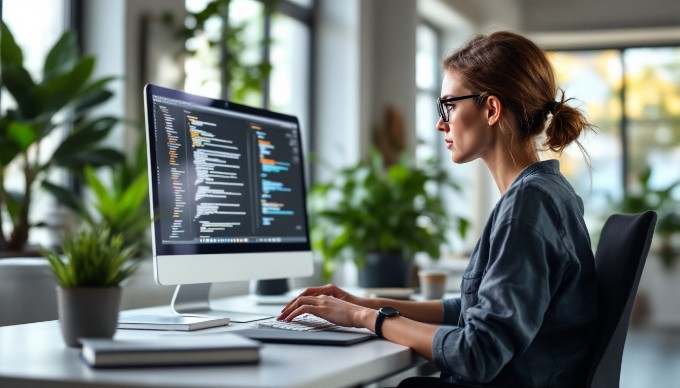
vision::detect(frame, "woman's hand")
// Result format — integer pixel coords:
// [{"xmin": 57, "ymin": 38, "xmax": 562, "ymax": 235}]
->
[
  {"xmin": 278, "ymin": 284, "xmax": 376, "ymax": 329},
  {"xmin": 278, "ymin": 293, "xmax": 375, "ymax": 330},
  {"xmin": 281, "ymin": 284, "xmax": 368, "ymax": 310}
]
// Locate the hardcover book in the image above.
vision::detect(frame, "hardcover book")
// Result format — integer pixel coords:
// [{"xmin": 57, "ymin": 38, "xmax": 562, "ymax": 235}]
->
[{"xmin": 79, "ymin": 333, "xmax": 260, "ymax": 367}]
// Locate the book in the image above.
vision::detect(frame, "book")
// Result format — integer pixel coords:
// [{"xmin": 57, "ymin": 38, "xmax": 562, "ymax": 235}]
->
[
  {"xmin": 118, "ymin": 315, "xmax": 230, "ymax": 331},
  {"xmin": 79, "ymin": 333, "xmax": 260, "ymax": 367}
]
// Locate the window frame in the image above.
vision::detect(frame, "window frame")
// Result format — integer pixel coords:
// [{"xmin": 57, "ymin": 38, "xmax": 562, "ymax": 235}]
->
[{"xmin": 547, "ymin": 43, "xmax": 680, "ymax": 194}]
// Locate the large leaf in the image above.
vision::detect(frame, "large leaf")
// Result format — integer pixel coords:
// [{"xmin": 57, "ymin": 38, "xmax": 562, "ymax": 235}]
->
[
  {"xmin": 85, "ymin": 166, "xmax": 112, "ymax": 210},
  {"xmin": 41, "ymin": 180, "xmax": 89, "ymax": 220},
  {"xmin": 7, "ymin": 122, "xmax": 37, "ymax": 151},
  {"xmin": 54, "ymin": 148, "xmax": 125, "ymax": 170},
  {"xmin": 0, "ymin": 22, "xmax": 42, "ymax": 118},
  {"xmin": 38, "ymin": 56, "xmax": 96, "ymax": 113},
  {"xmin": 0, "ymin": 21, "xmax": 23, "ymax": 68},
  {"xmin": 1, "ymin": 189, "xmax": 23, "ymax": 222},
  {"xmin": 51, "ymin": 117, "xmax": 118, "ymax": 161},
  {"xmin": 1, "ymin": 64, "xmax": 40, "ymax": 118},
  {"xmin": 72, "ymin": 89, "xmax": 113, "ymax": 114},
  {"xmin": 43, "ymin": 30, "xmax": 78, "ymax": 82}
]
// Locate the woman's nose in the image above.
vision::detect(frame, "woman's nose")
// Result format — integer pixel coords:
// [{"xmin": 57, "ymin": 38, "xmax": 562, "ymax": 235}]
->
[{"xmin": 435, "ymin": 117, "xmax": 447, "ymax": 133}]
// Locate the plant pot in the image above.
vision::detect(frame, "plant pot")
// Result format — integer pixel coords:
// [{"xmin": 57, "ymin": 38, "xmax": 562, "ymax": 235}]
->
[
  {"xmin": 358, "ymin": 252, "xmax": 412, "ymax": 288},
  {"xmin": 56, "ymin": 286, "xmax": 122, "ymax": 347}
]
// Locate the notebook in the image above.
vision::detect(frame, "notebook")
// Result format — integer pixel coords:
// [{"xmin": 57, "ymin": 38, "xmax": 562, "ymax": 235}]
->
[{"xmin": 118, "ymin": 315, "xmax": 230, "ymax": 331}]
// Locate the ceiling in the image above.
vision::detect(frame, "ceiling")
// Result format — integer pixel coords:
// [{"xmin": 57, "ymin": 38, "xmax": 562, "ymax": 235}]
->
[{"xmin": 518, "ymin": 0, "xmax": 680, "ymax": 32}]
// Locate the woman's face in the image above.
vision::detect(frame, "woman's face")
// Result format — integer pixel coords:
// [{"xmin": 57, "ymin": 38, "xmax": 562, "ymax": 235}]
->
[{"xmin": 436, "ymin": 72, "xmax": 494, "ymax": 164}]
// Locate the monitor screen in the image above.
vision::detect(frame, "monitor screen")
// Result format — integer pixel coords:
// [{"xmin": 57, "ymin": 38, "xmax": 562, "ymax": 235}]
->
[{"xmin": 143, "ymin": 84, "xmax": 314, "ymax": 286}]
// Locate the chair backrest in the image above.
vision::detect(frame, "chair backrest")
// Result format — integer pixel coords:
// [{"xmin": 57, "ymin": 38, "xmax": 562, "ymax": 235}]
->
[{"xmin": 586, "ymin": 211, "xmax": 657, "ymax": 388}]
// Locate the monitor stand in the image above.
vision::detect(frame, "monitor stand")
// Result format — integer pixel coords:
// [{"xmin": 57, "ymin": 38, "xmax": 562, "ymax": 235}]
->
[{"xmin": 171, "ymin": 283, "xmax": 273, "ymax": 323}]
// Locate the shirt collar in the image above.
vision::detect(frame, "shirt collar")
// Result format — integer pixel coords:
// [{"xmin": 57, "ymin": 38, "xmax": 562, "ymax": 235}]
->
[{"xmin": 510, "ymin": 159, "xmax": 560, "ymax": 187}]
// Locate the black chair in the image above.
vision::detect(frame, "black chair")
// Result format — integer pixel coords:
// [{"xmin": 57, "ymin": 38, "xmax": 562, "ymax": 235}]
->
[
  {"xmin": 586, "ymin": 210, "xmax": 657, "ymax": 388},
  {"xmin": 399, "ymin": 211, "xmax": 657, "ymax": 388}
]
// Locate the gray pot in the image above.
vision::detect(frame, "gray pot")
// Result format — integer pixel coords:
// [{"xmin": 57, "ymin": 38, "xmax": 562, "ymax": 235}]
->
[
  {"xmin": 56, "ymin": 286, "xmax": 122, "ymax": 347},
  {"xmin": 358, "ymin": 252, "xmax": 412, "ymax": 288}
]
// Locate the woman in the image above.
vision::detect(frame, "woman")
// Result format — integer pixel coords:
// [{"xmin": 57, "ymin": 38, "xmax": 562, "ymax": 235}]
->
[{"xmin": 279, "ymin": 31, "xmax": 598, "ymax": 387}]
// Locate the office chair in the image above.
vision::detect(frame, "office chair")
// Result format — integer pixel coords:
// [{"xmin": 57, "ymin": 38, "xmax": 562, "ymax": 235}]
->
[
  {"xmin": 398, "ymin": 211, "xmax": 657, "ymax": 388},
  {"xmin": 586, "ymin": 210, "xmax": 657, "ymax": 388}
]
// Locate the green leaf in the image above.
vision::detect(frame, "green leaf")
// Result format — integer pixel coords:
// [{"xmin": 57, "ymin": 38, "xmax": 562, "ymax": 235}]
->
[
  {"xmin": 51, "ymin": 117, "xmax": 118, "ymax": 161},
  {"xmin": 7, "ymin": 122, "xmax": 37, "ymax": 151},
  {"xmin": 54, "ymin": 148, "xmax": 125, "ymax": 169},
  {"xmin": 1, "ymin": 189, "xmax": 23, "ymax": 221},
  {"xmin": 1, "ymin": 64, "xmax": 40, "ymax": 118},
  {"xmin": 39, "ymin": 227, "xmax": 139, "ymax": 287},
  {"xmin": 43, "ymin": 30, "xmax": 78, "ymax": 82},
  {"xmin": 0, "ymin": 21, "xmax": 23, "ymax": 68},
  {"xmin": 41, "ymin": 180, "xmax": 89, "ymax": 220},
  {"xmin": 38, "ymin": 56, "xmax": 96, "ymax": 112},
  {"xmin": 117, "ymin": 172, "xmax": 149, "ymax": 214},
  {"xmin": 73, "ymin": 89, "xmax": 113, "ymax": 114},
  {"xmin": 85, "ymin": 166, "xmax": 113, "ymax": 210},
  {"xmin": 0, "ymin": 141, "xmax": 21, "ymax": 167}
]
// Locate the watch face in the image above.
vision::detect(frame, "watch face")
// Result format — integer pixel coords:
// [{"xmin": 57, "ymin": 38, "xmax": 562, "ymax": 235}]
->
[{"xmin": 379, "ymin": 307, "xmax": 400, "ymax": 317}]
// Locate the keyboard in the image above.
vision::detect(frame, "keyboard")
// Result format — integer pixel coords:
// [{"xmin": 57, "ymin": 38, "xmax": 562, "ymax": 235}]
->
[{"xmin": 256, "ymin": 314, "xmax": 340, "ymax": 332}]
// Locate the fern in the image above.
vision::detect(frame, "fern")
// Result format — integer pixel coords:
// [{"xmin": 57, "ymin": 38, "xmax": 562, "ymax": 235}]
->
[{"xmin": 39, "ymin": 228, "xmax": 139, "ymax": 288}]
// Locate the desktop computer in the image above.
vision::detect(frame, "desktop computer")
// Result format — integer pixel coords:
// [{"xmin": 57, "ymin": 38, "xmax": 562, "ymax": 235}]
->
[{"xmin": 141, "ymin": 84, "xmax": 314, "ymax": 323}]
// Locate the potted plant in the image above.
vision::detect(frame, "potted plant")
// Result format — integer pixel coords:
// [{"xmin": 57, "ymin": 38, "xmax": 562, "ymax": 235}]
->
[
  {"xmin": 610, "ymin": 166, "xmax": 680, "ymax": 268},
  {"xmin": 43, "ymin": 136, "xmax": 152, "ymax": 256},
  {"xmin": 0, "ymin": 21, "xmax": 123, "ymax": 255},
  {"xmin": 309, "ymin": 150, "xmax": 468, "ymax": 287},
  {"xmin": 39, "ymin": 227, "xmax": 139, "ymax": 347}
]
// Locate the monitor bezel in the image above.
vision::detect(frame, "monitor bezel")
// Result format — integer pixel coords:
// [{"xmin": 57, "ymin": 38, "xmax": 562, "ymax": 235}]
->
[{"xmin": 143, "ymin": 83, "xmax": 313, "ymax": 261}]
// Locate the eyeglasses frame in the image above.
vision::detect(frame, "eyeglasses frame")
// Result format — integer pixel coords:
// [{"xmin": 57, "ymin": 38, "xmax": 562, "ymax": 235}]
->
[{"xmin": 437, "ymin": 94, "xmax": 481, "ymax": 122}]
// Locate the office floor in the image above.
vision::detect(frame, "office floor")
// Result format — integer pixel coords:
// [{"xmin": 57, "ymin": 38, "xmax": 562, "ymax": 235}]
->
[{"xmin": 620, "ymin": 327, "xmax": 680, "ymax": 388}]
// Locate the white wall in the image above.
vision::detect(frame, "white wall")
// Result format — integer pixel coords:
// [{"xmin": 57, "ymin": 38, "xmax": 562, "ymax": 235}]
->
[
  {"xmin": 82, "ymin": 0, "xmax": 126, "ymax": 148},
  {"xmin": 313, "ymin": 0, "xmax": 365, "ymax": 181},
  {"xmin": 82, "ymin": 0, "xmax": 185, "ymax": 159},
  {"xmin": 314, "ymin": 0, "xmax": 419, "ymax": 179}
]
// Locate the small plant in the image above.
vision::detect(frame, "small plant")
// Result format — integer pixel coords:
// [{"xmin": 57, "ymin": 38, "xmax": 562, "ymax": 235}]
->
[
  {"xmin": 44, "ymin": 149, "xmax": 152, "ymax": 256},
  {"xmin": 40, "ymin": 228, "xmax": 139, "ymax": 288}
]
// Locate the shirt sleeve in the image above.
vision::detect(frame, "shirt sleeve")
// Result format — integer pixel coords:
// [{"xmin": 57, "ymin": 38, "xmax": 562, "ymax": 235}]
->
[
  {"xmin": 441, "ymin": 297, "xmax": 462, "ymax": 324},
  {"xmin": 431, "ymin": 218, "xmax": 569, "ymax": 384}
]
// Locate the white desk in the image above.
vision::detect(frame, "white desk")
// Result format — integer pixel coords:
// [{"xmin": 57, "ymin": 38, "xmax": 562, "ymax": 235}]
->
[{"xmin": 0, "ymin": 295, "xmax": 427, "ymax": 388}]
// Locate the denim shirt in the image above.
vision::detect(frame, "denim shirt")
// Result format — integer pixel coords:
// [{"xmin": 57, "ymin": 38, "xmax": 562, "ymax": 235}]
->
[{"xmin": 432, "ymin": 160, "xmax": 598, "ymax": 387}]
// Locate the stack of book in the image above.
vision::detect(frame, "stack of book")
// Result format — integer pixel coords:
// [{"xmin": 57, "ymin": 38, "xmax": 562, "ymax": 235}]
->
[{"xmin": 79, "ymin": 333, "xmax": 260, "ymax": 368}]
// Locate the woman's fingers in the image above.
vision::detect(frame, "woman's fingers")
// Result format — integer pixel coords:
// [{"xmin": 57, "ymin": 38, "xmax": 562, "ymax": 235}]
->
[{"xmin": 280, "ymin": 284, "xmax": 344, "ymax": 312}]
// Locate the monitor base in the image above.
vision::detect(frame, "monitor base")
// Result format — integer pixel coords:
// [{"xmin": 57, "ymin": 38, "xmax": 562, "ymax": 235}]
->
[{"xmin": 172, "ymin": 283, "xmax": 272, "ymax": 323}]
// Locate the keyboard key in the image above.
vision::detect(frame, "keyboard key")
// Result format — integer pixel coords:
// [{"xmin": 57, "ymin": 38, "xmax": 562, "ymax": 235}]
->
[{"xmin": 256, "ymin": 314, "xmax": 339, "ymax": 332}]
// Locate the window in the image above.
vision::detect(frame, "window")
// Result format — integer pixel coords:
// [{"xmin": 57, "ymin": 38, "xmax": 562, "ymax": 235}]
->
[
  {"xmin": 549, "ymin": 47, "xmax": 680, "ymax": 226},
  {"xmin": 183, "ymin": 0, "xmax": 313, "ymax": 154},
  {"xmin": 416, "ymin": 21, "xmax": 474, "ymax": 255},
  {"xmin": 415, "ymin": 22, "xmax": 440, "ymax": 164},
  {"xmin": 1, "ymin": 0, "xmax": 70, "ymax": 247}
]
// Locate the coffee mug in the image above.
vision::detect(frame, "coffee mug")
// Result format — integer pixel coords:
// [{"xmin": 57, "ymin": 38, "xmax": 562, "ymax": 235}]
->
[{"xmin": 418, "ymin": 269, "xmax": 449, "ymax": 300}]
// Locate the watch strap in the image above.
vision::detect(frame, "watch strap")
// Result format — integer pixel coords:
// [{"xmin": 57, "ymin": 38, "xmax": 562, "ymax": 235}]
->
[{"xmin": 375, "ymin": 311, "xmax": 387, "ymax": 338}]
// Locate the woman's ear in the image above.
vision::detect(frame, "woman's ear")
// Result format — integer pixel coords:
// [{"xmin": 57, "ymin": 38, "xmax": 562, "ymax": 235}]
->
[{"xmin": 486, "ymin": 96, "xmax": 502, "ymax": 126}]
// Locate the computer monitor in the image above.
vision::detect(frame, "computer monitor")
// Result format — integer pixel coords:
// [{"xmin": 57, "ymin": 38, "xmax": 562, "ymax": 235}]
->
[{"xmin": 143, "ymin": 84, "xmax": 314, "ymax": 322}]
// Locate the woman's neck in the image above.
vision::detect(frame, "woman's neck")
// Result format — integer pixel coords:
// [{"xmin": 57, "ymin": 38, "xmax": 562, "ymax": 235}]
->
[{"xmin": 484, "ymin": 142, "xmax": 539, "ymax": 195}]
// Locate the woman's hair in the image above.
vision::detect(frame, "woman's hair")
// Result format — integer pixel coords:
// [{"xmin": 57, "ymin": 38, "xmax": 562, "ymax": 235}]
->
[{"xmin": 442, "ymin": 31, "xmax": 593, "ymax": 157}]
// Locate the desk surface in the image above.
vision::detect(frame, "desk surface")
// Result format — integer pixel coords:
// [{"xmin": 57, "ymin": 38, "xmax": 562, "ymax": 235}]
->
[{"xmin": 0, "ymin": 294, "xmax": 425, "ymax": 388}]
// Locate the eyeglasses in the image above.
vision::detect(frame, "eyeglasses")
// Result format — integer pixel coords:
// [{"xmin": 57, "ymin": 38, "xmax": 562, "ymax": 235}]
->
[{"xmin": 436, "ymin": 94, "xmax": 480, "ymax": 122}]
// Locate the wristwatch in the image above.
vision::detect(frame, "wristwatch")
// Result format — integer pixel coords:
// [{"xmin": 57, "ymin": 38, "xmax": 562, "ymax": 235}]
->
[{"xmin": 375, "ymin": 307, "xmax": 400, "ymax": 338}]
